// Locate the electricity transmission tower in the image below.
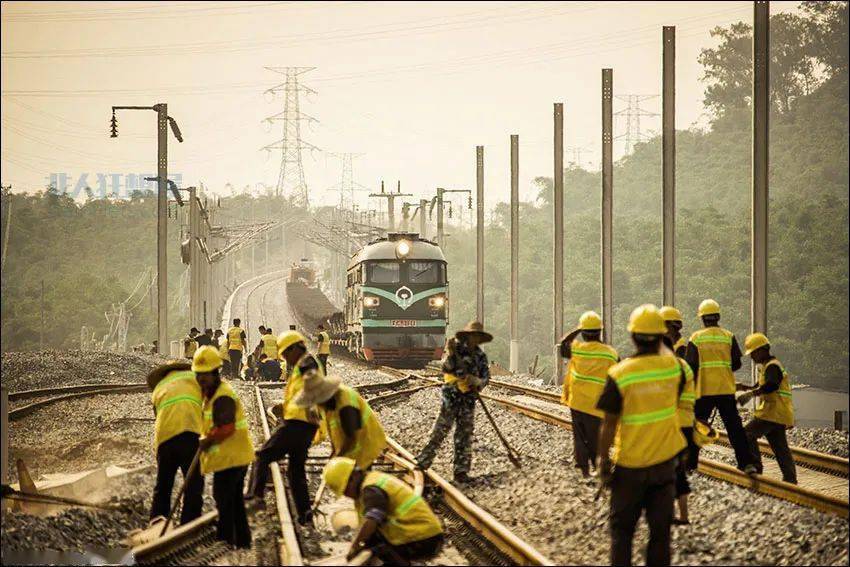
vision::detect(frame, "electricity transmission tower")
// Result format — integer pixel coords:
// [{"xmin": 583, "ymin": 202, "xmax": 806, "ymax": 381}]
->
[
  {"xmin": 262, "ymin": 67, "xmax": 319, "ymax": 206},
  {"xmin": 565, "ymin": 145, "xmax": 592, "ymax": 169},
  {"xmin": 614, "ymin": 95, "xmax": 659, "ymax": 154},
  {"xmin": 326, "ymin": 152, "xmax": 369, "ymax": 210}
]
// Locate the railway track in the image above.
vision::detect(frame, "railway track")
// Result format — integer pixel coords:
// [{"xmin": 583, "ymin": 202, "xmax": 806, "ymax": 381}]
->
[
  {"xmin": 391, "ymin": 371, "xmax": 849, "ymax": 519},
  {"xmin": 9, "ymin": 382, "xmax": 149, "ymax": 420}
]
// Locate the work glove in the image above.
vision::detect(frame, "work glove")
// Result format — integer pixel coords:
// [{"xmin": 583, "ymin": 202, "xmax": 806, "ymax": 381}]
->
[{"xmin": 737, "ymin": 391, "xmax": 756, "ymax": 407}]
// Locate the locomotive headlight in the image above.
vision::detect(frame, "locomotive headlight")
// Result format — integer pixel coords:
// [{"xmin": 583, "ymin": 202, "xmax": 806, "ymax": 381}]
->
[
  {"xmin": 396, "ymin": 240, "xmax": 411, "ymax": 258},
  {"xmin": 363, "ymin": 296, "xmax": 380, "ymax": 308},
  {"xmin": 429, "ymin": 296, "xmax": 446, "ymax": 308}
]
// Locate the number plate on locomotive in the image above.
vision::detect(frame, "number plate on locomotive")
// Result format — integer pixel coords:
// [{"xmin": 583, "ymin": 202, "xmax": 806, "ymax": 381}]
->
[{"xmin": 391, "ymin": 320, "xmax": 416, "ymax": 327}]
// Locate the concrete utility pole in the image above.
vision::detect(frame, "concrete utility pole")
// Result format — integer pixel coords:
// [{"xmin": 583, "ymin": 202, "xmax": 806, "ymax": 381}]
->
[
  {"xmin": 601, "ymin": 70, "xmax": 614, "ymax": 344},
  {"xmin": 419, "ymin": 198, "xmax": 428, "ymax": 239},
  {"xmin": 40, "ymin": 279, "xmax": 45, "ymax": 350},
  {"xmin": 110, "ymin": 103, "xmax": 182, "ymax": 353},
  {"xmin": 476, "ymin": 146, "xmax": 485, "ymax": 324},
  {"xmin": 510, "ymin": 134, "xmax": 520, "ymax": 373},
  {"xmin": 553, "ymin": 103, "xmax": 565, "ymax": 384},
  {"xmin": 188, "ymin": 187, "xmax": 201, "ymax": 328},
  {"xmin": 370, "ymin": 181, "xmax": 412, "ymax": 232},
  {"xmin": 662, "ymin": 27, "xmax": 676, "ymax": 306},
  {"xmin": 752, "ymin": 1, "xmax": 769, "ymax": 336},
  {"xmin": 435, "ymin": 188, "xmax": 445, "ymax": 246}
]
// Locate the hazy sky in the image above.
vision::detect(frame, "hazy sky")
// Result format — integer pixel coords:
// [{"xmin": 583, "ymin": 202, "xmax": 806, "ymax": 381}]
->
[{"xmin": 1, "ymin": 1, "xmax": 799, "ymax": 211}]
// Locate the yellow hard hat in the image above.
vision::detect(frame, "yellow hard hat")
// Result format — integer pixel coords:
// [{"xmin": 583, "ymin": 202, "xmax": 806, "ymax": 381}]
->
[
  {"xmin": 192, "ymin": 345, "xmax": 223, "ymax": 373},
  {"xmin": 578, "ymin": 310, "xmax": 603, "ymax": 331},
  {"xmin": 744, "ymin": 332, "xmax": 770, "ymax": 355},
  {"xmin": 659, "ymin": 306, "xmax": 683, "ymax": 322},
  {"xmin": 627, "ymin": 304, "xmax": 666, "ymax": 335},
  {"xmin": 697, "ymin": 299, "xmax": 721, "ymax": 317},
  {"xmin": 277, "ymin": 330, "xmax": 307, "ymax": 358},
  {"xmin": 693, "ymin": 420, "xmax": 719, "ymax": 448},
  {"xmin": 323, "ymin": 457, "xmax": 357, "ymax": 496}
]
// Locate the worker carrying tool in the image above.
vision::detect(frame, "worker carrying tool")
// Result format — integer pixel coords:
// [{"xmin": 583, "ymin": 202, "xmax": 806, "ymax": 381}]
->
[
  {"xmin": 661, "ymin": 305, "xmax": 697, "ymax": 526},
  {"xmin": 596, "ymin": 304, "xmax": 688, "ymax": 567},
  {"xmin": 226, "ymin": 319, "xmax": 247, "ymax": 380},
  {"xmin": 295, "ymin": 372, "xmax": 387, "ymax": 470},
  {"xmin": 737, "ymin": 333, "xmax": 797, "ymax": 484},
  {"xmin": 415, "ymin": 321, "xmax": 491, "ymax": 484},
  {"xmin": 558, "ymin": 310, "xmax": 619, "ymax": 478},
  {"xmin": 315, "ymin": 324, "xmax": 331, "ymax": 374},
  {"xmin": 323, "ymin": 457, "xmax": 444, "ymax": 566},
  {"xmin": 183, "ymin": 328, "xmax": 200, "ymax": 359},
  {"xmin": 246, "ymin": 330, "xmax": 321, "ymax": 524},
  {"xmin": 146, "ymin": 361, "xmax": 204, "ymax": 526},
  {"xmin": 685, "ymin": 299, "xmax": 756, "ymax": 474},
  {"xmin": 193, "ymin": 346, "xmax": 255, "ymax": 548}
]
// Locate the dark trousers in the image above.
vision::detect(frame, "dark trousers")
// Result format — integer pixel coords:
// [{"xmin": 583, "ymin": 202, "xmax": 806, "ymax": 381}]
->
[
  {"xmin": 250, "ymin": 419, "xmax": 318, "ymax": 520},
  {"xmin": 745, "ymin": 418, "xmax": 797, "ymax": 484},
  {"xmin": 229, "ymin": 350, "xmax": 242, "ymax": 380},
  {"xmin": 610, "ymin": 458, "xmax": 676, "ymax": 567},
  {"xmin": 365, "ymin": 532, "xmax": 444, "ymax": 566},
  {"xmin": 317, "ymin": 354, "xmax": 329, "ymax": 374},
  {"xmin": 675, "ymin": 427, "xmax": 696, "ymax": 497},
  {"xmin": 571, "ymin": 409, "xmax": 600, "ymax": 473},
  {"xmin": 416, "ymin": 387, "xmax": 476, "ymax": 477},
  {"xmin": 213, "ymin": 465, "xmax": 251, "ymax": 548},
  {"xmin": 694, "ymin": 394, "xmax": 751, "ymax": 470},
  {"xmin": 150, "ymin": 431, "xmax": 203, "ymax": 525}
]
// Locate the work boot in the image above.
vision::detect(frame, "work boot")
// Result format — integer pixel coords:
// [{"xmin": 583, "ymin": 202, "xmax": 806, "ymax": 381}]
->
[
  {"xmin": 453, "ymin": 472, "xmax": 471, "ymax": 484},
  {"xmin": 744, "ymin": 464, "xmax": 758, "ymax": 476},
  {"xmin": 298, "ymin": 510, "xmax": 313, "ymax": 526}
]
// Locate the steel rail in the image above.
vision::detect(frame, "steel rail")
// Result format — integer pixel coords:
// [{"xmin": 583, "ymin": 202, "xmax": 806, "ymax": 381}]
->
[
  {"xmin": 9, "ymin": 384, "xmax": 149, "ymax": 420},
  {"xmin": 487, "ymin": 378, "xmax": 849, "ymax": 477},
  {"xmin": 408, "ymin": 373, "xmax": 848, "ymax": 518},
  {"xmin": 9, "ymin": 382, "xmax": 148, "ymax": 401}
]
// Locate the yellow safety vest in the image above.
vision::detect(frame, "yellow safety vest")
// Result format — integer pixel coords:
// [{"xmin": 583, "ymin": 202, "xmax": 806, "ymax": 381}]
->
[
  {"xmin": 262, "ymin": 334, "xmax": 278, "ymax": 359},
  {"xmin": 561, "ymin": 340, "xmax": 618, "ymax": 418},
  {"xmin": 151, "ymin": 370, "xmax": 203, "ymax": 448},
  {"xmin": 755, "ymin": 359, "xmax": 794, "ymax": 427},
  {"xmin": 283, "ymin": 354, "xmax": 318, "ymax": 423},
  {"xmin": 184, "ymin": 337, "xmax": 198, "ymax": 358},
  {"xmin": 323, "ymin": 385, "xmax": 387, "ymax": 469},
  {"xmin": 218, "ymin": 337, "xmax": 230, "ymax": 362},
  {"xmin": 677, "ymin": 357, "xmax": 696, "ymax": 428},
  {"xmin": 200, "ymin": 379, "xmax": 254, "ymax": 475},
  {"xmin": 227, "ymin": 327, "xmax": 244, "ymax": 352},
  {"xmin": 318, "ymin": 331, "xmax": 331, "ymax": 355},
  {"xmin": 608, "ymin": 354, "xmax": 687, "ymax": 468},
  {"xmin": 355, "ymin": 471, "xmax": 443, "ymax": 545},
  {"xmin": 689, "ymin": 327, "xmax": 736, "ymax": 396}
]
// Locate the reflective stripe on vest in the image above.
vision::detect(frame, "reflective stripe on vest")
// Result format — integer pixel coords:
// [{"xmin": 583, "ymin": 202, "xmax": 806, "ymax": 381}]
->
[
  {"xmin": 754, "ymin": 359, "xmax": 794, "ymax": 427},
  {"xmin": 324, "ymin": 385, "xmax": 387, "ymax": 469},
  {"xmin": 227, "ymin": 327, "xmax": 244, "ymax": 351},
  {"xmin": 677, "ymin": 354, "xmax": 697, "ymax": 427},
  {"xmin": 356, "ymin": 472, "xmax": 443, "ymax": 545},
  {"xmin": 562, "ymin": 340, "xmax": 618, "ymax": 418},
  {"xmin": 200, "ymin": 379, "xmax": 254, "ymax": 474},
  {"xmin": 609, "ymin": 354, "xmax": 686, "ymax": 468},
  {"xmin": 262, "ymin": 334, "xmax": 278, "ymax": 359},
  {"xmin": 689, "ymin": 327, "xmax": 736, "ymax": 396},
  {"xmin": 152, "ymin": 370, "xmax": 203, "ymax": 448},
  {"xmin": 283, "ymin": 354, "xmax": 318, "ymax": 423}
]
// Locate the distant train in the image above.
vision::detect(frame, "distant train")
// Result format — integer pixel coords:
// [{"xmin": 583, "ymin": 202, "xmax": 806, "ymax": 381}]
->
[{"xmin": 344, "ymin": 232, "xmax": 448, "ymax": 367}]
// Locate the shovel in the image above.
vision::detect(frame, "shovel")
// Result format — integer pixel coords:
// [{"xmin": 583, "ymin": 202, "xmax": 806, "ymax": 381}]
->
[{"xmin": 476, "ymin": 395, "xmax": 521, "ymax": 468}]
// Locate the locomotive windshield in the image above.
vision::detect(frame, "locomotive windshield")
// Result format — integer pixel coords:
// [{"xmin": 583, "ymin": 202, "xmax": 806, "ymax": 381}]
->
[
  {"xmin": 365, "ymin": 260, "xmax": 445, "ymax": 284},
  {"xmin": 408, "ymin": 261, "xmax": 442, "ymax": 284},
  {"xmin": 368, "ymin": 261, "xmax": 400, "ymax": 283}
]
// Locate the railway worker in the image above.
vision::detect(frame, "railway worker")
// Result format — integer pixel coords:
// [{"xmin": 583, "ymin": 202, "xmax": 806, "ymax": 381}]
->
[
  {"xmin": 685, "ymin": 299, "xmax": 756, "ymax": 474},
  {"xmin": 196, "ymin": 328, "xmax": 213, "ymax": 347},
  {"xmin": 256, "ymin": 353, "xmax": 283, "ymax": 382},
  {"xmin": 415, "ymin": 321, "xmax": 491, "ymax": 484},
  {"xmin": 295, "ymin": 370, "xmax": 387, "ymax": 470},
  {"xmin": 737, "ymin": 333, "xmax": 797, "ymax": 484},
  {"xmin": 193, "ymin": 346, "xmax": 254, "ymax": 548},
  {"xmin": 315, "ymin": 324, "xmax": 331, "ymax": 374},
  {"xmin": 661, "ymin": 306, "xmax": 698, "ymax": 526},
  {"xmin": 215, "ymin": 329, "xmax": 231, "ymax": 376},
  {"xmin": 596, "ymin": 304, "xmax": 688, "ymax": 566},
  {"xmin": 183, "ymin": 328, "xmax": 200, "ymax": 359},
  {"xmin": 246, "ymin": 330, "xmax": 320, "ymax": 524},
  {"xmin": 558, "ymin": 311, "xmax": 619, "ymax": 478},
  {"xmin": 146, "ymin": 360, "xmax": 204, "ymax": 526},
  {"xmin": 226, "ymin": 318, "xmax": 247, "ymax": 380},
  {"xmin": 257, "ymin": 327, "xmax": 277, "ymax": 361},
  {"xmin": 323, "ymin": 457, "xmax": 444, "ymax": 565}
]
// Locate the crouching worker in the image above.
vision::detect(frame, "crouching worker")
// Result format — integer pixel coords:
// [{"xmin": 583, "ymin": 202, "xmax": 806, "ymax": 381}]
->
[
  {"xmin": 193, "ymin": 346, "xmax": 255, "ymax": 548},
  {"xmin": 146, "ymin": 361, "xmax": 204, "ymax": 526},
  {"xmin": 295, "ymin": 371, "xmax": 387, "ymax": 469},
  {"xmin": 323, "ymin": 457, "xmax": 444, "ymax": 566}
]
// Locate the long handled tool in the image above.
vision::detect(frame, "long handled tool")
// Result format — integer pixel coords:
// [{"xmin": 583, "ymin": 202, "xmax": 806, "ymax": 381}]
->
[
  {"xmin": 159, "ymin": 448, "xmax": 201, "ymax": 537},
  {"xmin": 311, "ymin": 479, "xmax": 327, "ymax": 518},
  {"xmin": 1, "ymin": 485, "xmax": 122, "ymax": 511},
  {"xmin": 476, "ymin": 395, "xmax": 521, "ymax": 468}
]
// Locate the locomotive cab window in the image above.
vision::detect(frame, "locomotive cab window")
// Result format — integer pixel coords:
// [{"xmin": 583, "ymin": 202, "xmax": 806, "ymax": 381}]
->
[
  {"xmin": 367, "ymin": 261, "xmax": 400, "ymax": 284},
  {"xmin": 408, "ymin": 261, "xmax": 443, "ymax": 284}
]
